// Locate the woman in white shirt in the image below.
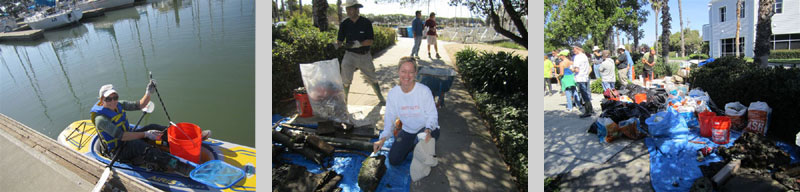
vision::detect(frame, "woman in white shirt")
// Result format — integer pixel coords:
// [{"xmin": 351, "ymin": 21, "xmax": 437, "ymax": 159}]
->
[{"xmin": 373, "ymin": 56, "xmax": 440, "ymax": 165}]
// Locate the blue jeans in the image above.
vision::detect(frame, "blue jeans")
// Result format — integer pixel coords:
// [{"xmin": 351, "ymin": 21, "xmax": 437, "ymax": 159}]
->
[
  {"xmin": 577, "ymin": 81, "xmax": 592, "ymax": 102},
  {"xmin": 389, "ymin": 128, "xmax": 441, "ymax": 165},
  {"xmin": 411, "ymin": 35, "xmax": 422, "ymax": 57},
  {"xmin": 602, "ymin": 82, "xmax": 615, "ymax": 91},
  {"xmin": 593, "ymin": 64, "xmax": 601, "ymax": 80},
  {"xmin": 564, "ymin": 86, "xmax": 578, "ymax": 111}
]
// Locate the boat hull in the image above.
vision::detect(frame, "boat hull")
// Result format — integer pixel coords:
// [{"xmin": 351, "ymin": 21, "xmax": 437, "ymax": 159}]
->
[
  {"xmin": 57, "ymin": 120, "xmax": 256, "ymax": 192},
  {"xmin": 25, "ymin": 9, "xmax": 83, "ymax": 30},
  {"xmin": 77, "ymin": 0, "xmax": 135, "ymax": 12}
]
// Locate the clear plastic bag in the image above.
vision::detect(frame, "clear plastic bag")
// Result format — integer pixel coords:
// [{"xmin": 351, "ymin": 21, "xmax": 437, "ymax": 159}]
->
[{"xmin": 300, "ymin": 59, "xmax": 349, "ymax": 123}]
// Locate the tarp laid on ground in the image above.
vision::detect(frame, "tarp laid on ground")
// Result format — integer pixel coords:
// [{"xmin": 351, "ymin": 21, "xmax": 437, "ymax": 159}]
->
[
  {"xmin": 272, "ymin": 114, "xmax": 413, "ymax": 192},
  {"xmin": 644, "ymin": 108, "xmax": 800, "ymax": 192}
]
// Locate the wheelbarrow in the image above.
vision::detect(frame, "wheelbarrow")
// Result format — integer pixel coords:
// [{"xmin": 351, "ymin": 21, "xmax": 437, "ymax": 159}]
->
[{"xmin": 416, "ymin": 66, "xmax": 457, "ymax": 108}]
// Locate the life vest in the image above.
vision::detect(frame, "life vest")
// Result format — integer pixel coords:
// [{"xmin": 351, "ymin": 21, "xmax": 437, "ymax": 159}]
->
[{"xmin": 90, "ymin": 100, "xmax": 131, "ymax": 152}]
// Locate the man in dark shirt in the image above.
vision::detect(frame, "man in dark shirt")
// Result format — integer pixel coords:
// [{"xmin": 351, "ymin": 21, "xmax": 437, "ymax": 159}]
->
[
  {"xmin": 411, "ymin": 10, "xmax": 423, "ymax": 59},
  {"xmin": 424, "ymin": 12, "xmax": 440, "ymax": 58},
  {"xmin": 334, "ymin": 0, "xmax": 385, "ymax": 105}
]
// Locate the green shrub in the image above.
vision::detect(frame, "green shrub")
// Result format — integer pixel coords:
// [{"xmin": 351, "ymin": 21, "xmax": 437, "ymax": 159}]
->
[
  {"xmin": 689, "ymin": 56, "xmax": 800, "ymax": 144},
  {"xmin": 272, "ymin": 16, "xmax": 397, "ymax": 111},
  {"xmin": 456, "ymin": 48, "xmax": 528, "ymax": 191},
  {"xmin": 769, "ymin": 49, "xmax": 800, "ymax": 59},
  {"xmin": 591, "ymin": 79, "xmax": 604, "ymax": 93},
  {"xmin": 689, "ymin": 53, "xmax": 709, "ymax": 60}
]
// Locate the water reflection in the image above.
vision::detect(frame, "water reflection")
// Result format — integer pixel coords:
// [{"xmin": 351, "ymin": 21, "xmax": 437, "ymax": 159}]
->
[
  {"xmin": 1, "ymin": 56, "xmax": 17, "ymax": 84},
  {"xmin": 50, "ymin": 41, "xmax": 85, "ymax": 113},
  {"xmin": 13, "ymin": 46, "xmax": 54, "ymax": 124}
]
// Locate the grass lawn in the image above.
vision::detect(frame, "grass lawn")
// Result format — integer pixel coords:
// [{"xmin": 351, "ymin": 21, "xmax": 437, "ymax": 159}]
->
[
  {"xmin": 490, "ymin": 41, "xmax": 527, "ymax": 50},
  {"xmin": 768, "ymin": 58, "xmax": 800, "ymax": 64}
]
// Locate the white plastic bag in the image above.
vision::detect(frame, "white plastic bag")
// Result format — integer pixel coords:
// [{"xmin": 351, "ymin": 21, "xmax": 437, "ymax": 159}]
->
[
  {"xmin": 300, "ymin": 59, "xmax": 349, "ymax": 123},
  {"xmin": 745, "ymin": 101, "xmax": 771, "ymax": 136}
]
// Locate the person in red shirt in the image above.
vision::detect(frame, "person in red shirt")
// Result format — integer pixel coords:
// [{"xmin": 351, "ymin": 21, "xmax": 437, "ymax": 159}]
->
[{"xmin": 424, "ymin": 12, "xmax": 440, "ymax": 59}]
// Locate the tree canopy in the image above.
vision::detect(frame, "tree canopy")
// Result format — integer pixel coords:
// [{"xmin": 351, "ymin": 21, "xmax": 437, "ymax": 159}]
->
[{"xmin": 545, "ymin": 0, "xmax": 644, "ymax": 51}]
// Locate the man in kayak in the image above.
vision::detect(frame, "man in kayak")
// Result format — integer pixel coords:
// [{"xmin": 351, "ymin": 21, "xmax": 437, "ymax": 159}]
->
[
  {"xmin": 90, "ymin": 82, "xmax": 209, "ymax": 176},
  {"xmin": 373, "ymin": 57, "xmax": 440, "ymax": 166}
]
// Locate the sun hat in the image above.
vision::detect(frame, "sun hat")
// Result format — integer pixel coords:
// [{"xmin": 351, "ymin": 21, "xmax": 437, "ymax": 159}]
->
[
  {"xmin": 617, "ymin": 45, "xmax": 626, "ymax": 50},
  {"xmin": 98, "ymin": 84, "xmax": 116, "ymax": 99},
  {"xmin": 593, "ymin": 46, "xmax": 600, "ymax": 51},
  {"xmin": 344, "ymin": 0, "xmax": 363, "ymax": 8}
]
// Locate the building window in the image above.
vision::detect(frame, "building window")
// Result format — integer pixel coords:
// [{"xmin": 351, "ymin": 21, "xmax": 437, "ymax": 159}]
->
[
  {"xmin": 721, "ymin": 37, "xmax": 745, "ymax": 57},
  {"xmin": 775, "ymin": 0, "xmax": 783, "ymax": 14},
  {"xmin": 740, "ymin": 2, "xmax": 745, "ymax": 18},
  {"xmin": 771, "ymin": 33, "xmax": 800, "ymax": 50},
  {"xmin": 720, "ymin": 7, "xmax": 726, "ymax": 22}
]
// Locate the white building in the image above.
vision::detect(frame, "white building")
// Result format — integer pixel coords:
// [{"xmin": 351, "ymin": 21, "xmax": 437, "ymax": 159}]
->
[{"xmin": 703, "ymin": 0, "xmax": 800, "ymax": 58}]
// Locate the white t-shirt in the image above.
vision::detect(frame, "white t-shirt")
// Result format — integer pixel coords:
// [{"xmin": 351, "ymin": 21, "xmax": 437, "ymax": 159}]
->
[
  {"xmin": 381, "ymin": 82, "xmax": 439, "ymax": 140},
  {"xmin": 573, "ymin": 53, "xmax": 591, "ymax": 82}
]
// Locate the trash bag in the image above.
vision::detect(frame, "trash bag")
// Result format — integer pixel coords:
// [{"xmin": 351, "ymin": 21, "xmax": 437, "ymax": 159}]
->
[
  {"xmin": 300, "ymin": 59, "xmax": 349, "ymax": 123},
  {"xmin": 646, "ymin": 108, "xmax": 688, "ymax": 137},
  {"xmin": 745, "ymin": 101, "xmax": 771, "ymax": 136},
  {"xmin": 620, "ymin": 117, "xmax": 645, "ymax": 139},
  {"xmin": 596, "ymin": 117, "xmax": 622, "ymax": 143},
  {"xmin": 725, "ymin": 102, "xmax": 748, "ymax": 131},
  {"xmin": 678, "ymin": 106, "xmax": 699, "ymax": 128}
]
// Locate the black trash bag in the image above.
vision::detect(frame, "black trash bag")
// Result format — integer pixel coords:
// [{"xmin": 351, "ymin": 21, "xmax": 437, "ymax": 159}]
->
[{"xmin": 598, "ymin": 101, "xmax": 652, "ymax": 134}]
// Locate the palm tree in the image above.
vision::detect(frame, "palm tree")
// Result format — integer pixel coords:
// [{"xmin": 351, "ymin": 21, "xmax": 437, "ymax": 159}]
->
[
  {"xmin": 754, "ymin": 0, "xmax": 775, "ymax": 66},
  {"xmin": 735, "ymin": 0, "xmax": 742, "ymax": 57},
  {"xmin": 679, "ymin": 0, "xmax": 685, "ymax": 57},
  {"xmin": 336, "ymin": 0, "xmax": 342, "ymax": 22},
  {"xmin": 312, "ymin": 0, "xmax": 328, "ymax": 31},
  {"xmin": 661, "ymin": 0, "xmax": 671, "ymax": 66},
  {"xmin": 650, "ymin": 0, "xmax": 662, "ymax": 54}
]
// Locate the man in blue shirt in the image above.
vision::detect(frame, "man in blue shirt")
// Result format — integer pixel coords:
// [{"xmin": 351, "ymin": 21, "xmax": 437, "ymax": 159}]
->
[{"xmin": 410, "ymin": 11, "xmax": 423, "ymax": 59}]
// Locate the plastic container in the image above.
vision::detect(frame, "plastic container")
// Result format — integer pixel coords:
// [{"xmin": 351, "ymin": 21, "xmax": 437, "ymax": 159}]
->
[
  {"xmin": 711, "ymin": 116, "xmax": 731, "ymax": 144},
  {"xmin": 294, "ymin": 90, "xmax": 313, "ymax": 118},
  {"xmin": 168, "ymin": 122, "xmax": 203, "ymax": 163},
  {"xmin": 634, "ymin": 93, "xmax": 647, "ymax": 104},
  {"xmin": 698, "ymin": 111, "xmax": 716, "ymax": 138}
]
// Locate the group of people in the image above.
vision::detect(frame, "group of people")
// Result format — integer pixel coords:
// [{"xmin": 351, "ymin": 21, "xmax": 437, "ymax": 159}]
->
[
  {"xmin": 545, "ymin": 45, "xmax": 658, "ymax": 117},
  {"xmin": 411, "ymin": 10, "xmax": 442, "ymax": 59},
  {"xmin": 91, "ymin": 0, "xmax": 440, "ymax": 180}
]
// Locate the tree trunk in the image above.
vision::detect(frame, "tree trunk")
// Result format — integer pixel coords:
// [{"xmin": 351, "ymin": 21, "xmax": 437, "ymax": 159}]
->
[
  {"xmin": 487, "ymin": 0, "xmax": 527, "ymax": 48},
  {"xmin": 606, "ymin": 26, "xmax": 615, "ymax": 53},
  {"xmin": 298, "ymin": 0, "xmax": 303, "ymax": 14},
  {"xmin": 633, "ymin": 25, "xmax": 640, "ymax": 53},
  {"xmin": 312, "ymin": 0, "xmax": 328, "ymax": 31},
  {"xmin": 661, "ymin": 0, "xmax": 671, "ymax": 66},
  {"xmin": 754, "ymin": 0, "xmax": 775, "ymax": 67},
  {"xmin": 336, "ymin": 0, "xmax": 342, "ymax": 23},
  {"xmin": 679, "ymin": 0, "xmax": 685, "ymax": 57},
  {"xmin": 735, "ymin": 0, "xmax": 742, "ymax": 57},
  {"xmin": 654, "ymin": 9, "xmax": 659, "ymax": 54},
  {"xmin": 280, "ymin": 0, "xmax": 285, "ymax": 21}
]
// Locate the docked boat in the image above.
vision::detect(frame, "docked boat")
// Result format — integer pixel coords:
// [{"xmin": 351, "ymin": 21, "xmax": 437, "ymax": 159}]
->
[
  {"xmin": 24, "ymin": 6, "xmax": 83, "ymax": 30},
  {"xmin": 1, "ymin": 16, "xmax": 17, "ymax": 32},
  {"xmin": 76, "ymin": 0, "xmax": 134, "ymax": 12},
  {"xmin": 57, "ymin": 120, "xmax": 256, "ymax": 192}
]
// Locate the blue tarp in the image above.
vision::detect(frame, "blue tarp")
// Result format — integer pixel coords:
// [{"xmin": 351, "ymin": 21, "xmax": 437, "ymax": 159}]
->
[
  {"xmin": 272, "ymin": 114, "xmax": 412, "ymax": 192},
  {"xmin": 645, "ymin": 109, "xmax": 800, "ymax": 191}
]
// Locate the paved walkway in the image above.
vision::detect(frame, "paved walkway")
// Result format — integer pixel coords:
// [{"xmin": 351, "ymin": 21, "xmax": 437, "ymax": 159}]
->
[
  {"xmin": 346, "ymin": 37, "xmax": 516, "ymax": 191},
  {"xmin": 543, "ymin": 80, "xmax": 654, "ymax": 191}
]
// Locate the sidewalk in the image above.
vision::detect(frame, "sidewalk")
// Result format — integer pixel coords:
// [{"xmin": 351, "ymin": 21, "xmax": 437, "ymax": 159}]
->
[
  {"xmin": 543, "ymin": 81, "xmax": 653, "ymax": 191},
  {"xmin": 346, "ymin": 37, "xmax": 516, "ymax": 191}
]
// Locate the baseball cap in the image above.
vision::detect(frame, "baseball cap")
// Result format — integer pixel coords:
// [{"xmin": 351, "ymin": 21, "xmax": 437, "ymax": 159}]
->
[{"xmin": 98, "ymin": 84, "xmax": 117, "ymax": 99}]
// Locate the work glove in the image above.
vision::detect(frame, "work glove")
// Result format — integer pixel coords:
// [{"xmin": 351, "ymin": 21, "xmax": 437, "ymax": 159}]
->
[
  {"xmin": 144, "ymin": 130, "xmax": 163, "ymax": 140},
  {"xmin": 345, "ymin": 40, "xmax": 362, "ymax": 49},
  {"xmin": 145, "ymin": 79, "xmax": 157, "ymax": 95}
]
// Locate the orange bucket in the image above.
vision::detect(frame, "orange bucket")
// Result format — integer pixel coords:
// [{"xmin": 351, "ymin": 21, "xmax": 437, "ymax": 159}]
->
[
  {"xmin": 294, "ymin": 92, "xmax": 313, "ymax": 118},
  {"xmin": 634, "ymin": 93, "xmax": 647, "ymax": 104},
  {"xmin": 698, "ymin": 111, "xmax": 716, "ymax": 138},
  {"xmin": 711, "ymin": 116, "xmax": 731, "ymax": 144},
  {"xmin": 168, "ymin": 122, "xmax": 202, "ymax": 163}
]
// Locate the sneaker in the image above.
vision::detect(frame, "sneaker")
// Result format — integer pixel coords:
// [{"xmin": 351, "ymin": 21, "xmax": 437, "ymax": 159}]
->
[
  {"xmin": 201, "ymin": 130, "xmax": 211, "ymax": 140},
  {"xmin": 428, "ymin": 52, "xmax": 431, "ymax": 58},
  {"xmin": 436, "ymin": 53, "xmax": 441, "ymax": 58}
]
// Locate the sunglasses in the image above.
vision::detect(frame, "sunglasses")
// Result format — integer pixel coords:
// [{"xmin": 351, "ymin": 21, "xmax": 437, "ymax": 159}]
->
[{"xmin": 104, "ymin": 95, "xmax": 119, "ymax": 102}]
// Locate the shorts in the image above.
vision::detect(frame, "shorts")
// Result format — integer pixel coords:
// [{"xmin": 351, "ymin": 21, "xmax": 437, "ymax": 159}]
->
[
  {"xmin": 341, "ymin": 51, "xmax": 377, "ymax": 85},
  {"xmin": 426, "ymin": 35, "xmax": 437, "ymax": 44},
  {"xmin": 643, "ymin": 69, "xmax": 653, "ymax": 79}
]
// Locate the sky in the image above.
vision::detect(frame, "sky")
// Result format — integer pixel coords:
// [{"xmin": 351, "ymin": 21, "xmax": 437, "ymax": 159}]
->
[
  {"xmin": 637, "ymin": 0, "xmax": 710, "ymax": 47},
  {"xmin": 291, "ymin": 0, "xmax": 477, "ymax": 19}
]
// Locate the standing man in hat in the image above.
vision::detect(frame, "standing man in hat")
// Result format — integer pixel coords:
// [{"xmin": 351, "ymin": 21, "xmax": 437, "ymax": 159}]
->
[
  {"xmin": 572, "ymin": 45, "xmax": 594, "ymax": 118},
  {"xmin": 334, "ymin": 0, "xmax": 386, "ymax": 105},
  {"xmin": 615, "ymin": 45, "xmax": 633, "ymax": 85},
  {"xmin": 641, "ymin": 47, "xmax": 657, "ymax": 88},
  {"xmin": 410, "ymin": 10, "xmax": 424, "ymax": 59},
  {"xmin": 424, "ymin": 12, "xmax": 440, "ymax": 59}
]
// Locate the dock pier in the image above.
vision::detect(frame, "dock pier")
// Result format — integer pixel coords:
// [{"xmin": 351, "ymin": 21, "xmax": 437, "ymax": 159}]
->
[{"xmin": 0, "ymin": 113, "xmax": 160, "ymax": 191}]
